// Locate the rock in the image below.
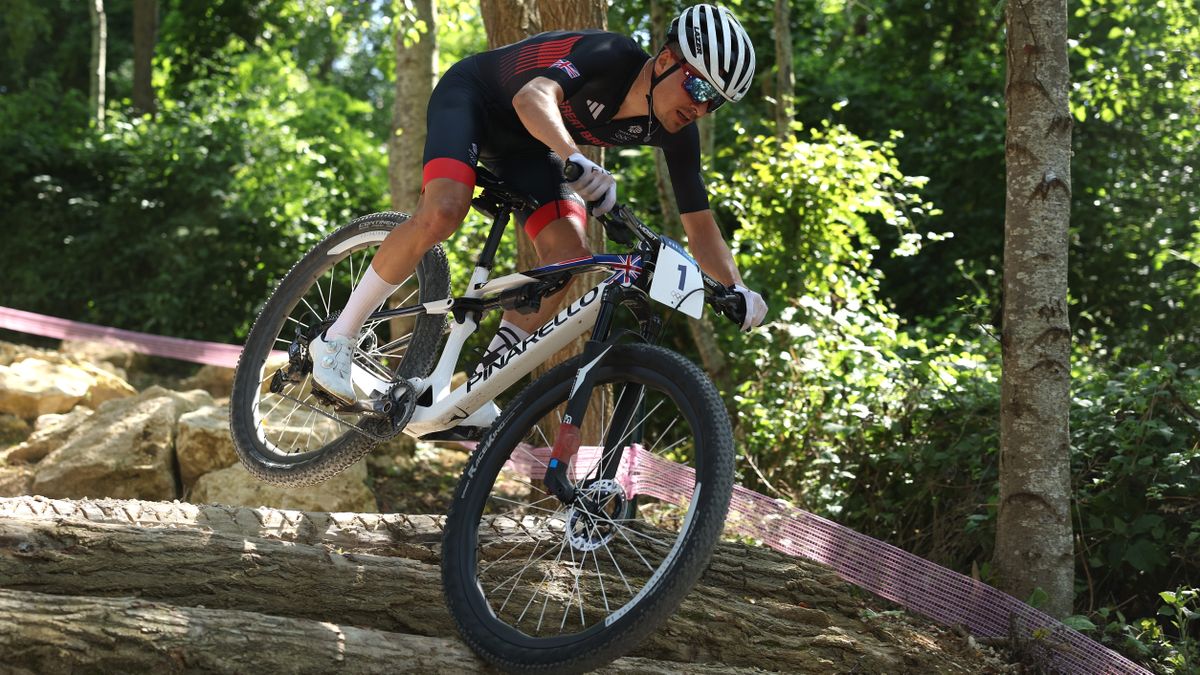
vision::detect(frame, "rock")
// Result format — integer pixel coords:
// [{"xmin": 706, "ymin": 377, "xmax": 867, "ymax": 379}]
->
[
  {"xmin": 0, "ymin": 357, "xmax": 136, "ymax": 420},
  {"xmin": 0, "ymin": 358, "xmax": 93, "ymax": 418},
  {"xmin": 0, "ymin": 341, "xmax": 55, "ymax": 367},
  {"xmin": 73, "ymin": 361, "xmax": 138, "ymax": 407},
  {"xmin": 190, "ymin": 462, "xmax": 377, "ymax": 513},
  {"xmin": 0, "ymin": 464, "xmax": 33, "ymax": 496},
  {"xmin": 179, "ymin": 365, "xmax": 235, "ymax": 399},
  {"xmin": 0, "ymin": 414, "xmax": 31, "ymax": 447},
  {"xmin": 31, "ymin": 387, "xmax": 213, "ymax": 501},
  {"xmin": 60, "ymin": 339, "xmax": 147, "ymax": 374},
  {"xmin": 4, "ymin": 409, "xmax": 94, "ymax": 464},
  {"xmin": 176, "ymin": 405, "xmax": 238, "ymax": 489}
]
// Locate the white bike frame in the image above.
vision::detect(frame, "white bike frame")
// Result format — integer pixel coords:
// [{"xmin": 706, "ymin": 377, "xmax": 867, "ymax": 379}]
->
[{"xmin": 354, "ymin": 262, "xmax": 616, "ymax": 439}]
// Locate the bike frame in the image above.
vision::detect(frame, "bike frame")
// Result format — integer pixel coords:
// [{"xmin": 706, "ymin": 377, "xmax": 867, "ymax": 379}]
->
[{"xmin": 352, "ymin": 192, "xmax": 655, "ymax": 441}]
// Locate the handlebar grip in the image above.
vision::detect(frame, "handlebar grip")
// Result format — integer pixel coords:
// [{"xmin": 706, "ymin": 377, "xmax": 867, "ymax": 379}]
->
[
  {"xmin": 563, "ymin": 160, "xmax": 584, "ymax": 183},
  {"xmin": 709, "ymin": 288, "xmax": 747, "ymax": 328},
  {"xmin": 563, "ymin": 160, "xmax": 613, "ymax": 222}
]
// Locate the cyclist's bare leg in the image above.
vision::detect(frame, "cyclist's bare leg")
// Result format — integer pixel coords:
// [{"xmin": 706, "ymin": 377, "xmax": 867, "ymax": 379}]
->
[
  {"xmin": 326, "ymin": 178, "xmax": 472, "ymax": 340},
  {"xmin": 502, "ymin": 215, "xmax": 591, "ymax": 334},
  {"xmin": 313, "ymin": 178, "xmax": 472, "ymax": 403},
  {"xmin": 372, "ymin": 178, "xmax": 473, "ymax": 285}
]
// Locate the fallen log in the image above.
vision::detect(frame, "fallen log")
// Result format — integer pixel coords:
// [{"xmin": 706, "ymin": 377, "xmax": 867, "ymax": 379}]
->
[
  {"xmin": 0, "ymin": 514, "xmax": 448, "ymax": 635},
  {"xmin": 0, "ymin": 495, "xmax": 443, "ymax": 559},
  {"xmin": 0, "ymin": 589, "xmax": 770, "ymax": 674},
  {"xmin": 0, "ymin": 498, "xmax": 1002, "ymax": 672}
]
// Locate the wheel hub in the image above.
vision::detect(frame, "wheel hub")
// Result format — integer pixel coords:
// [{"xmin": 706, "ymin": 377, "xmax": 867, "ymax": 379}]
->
[{"xmin": 566, "ymin": 479, "xmax": 627, "ymax": 552}]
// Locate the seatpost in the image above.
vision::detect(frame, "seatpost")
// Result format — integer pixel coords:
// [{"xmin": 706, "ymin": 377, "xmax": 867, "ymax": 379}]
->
[{"xmin": 476, "ymin": 205, "xmax": 512, "ymax": 271}]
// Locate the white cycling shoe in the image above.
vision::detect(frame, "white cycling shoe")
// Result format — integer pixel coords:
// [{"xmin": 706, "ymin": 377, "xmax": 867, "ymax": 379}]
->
[{"xmin": 310, "ymin": 333, "xmax": 357, "ymax": 404}]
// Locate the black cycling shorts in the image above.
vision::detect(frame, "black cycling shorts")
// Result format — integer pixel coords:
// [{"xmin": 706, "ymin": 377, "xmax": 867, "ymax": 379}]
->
[{"xmin": 421, "ymin": 62, "xmax": 586, "ymax": 239}]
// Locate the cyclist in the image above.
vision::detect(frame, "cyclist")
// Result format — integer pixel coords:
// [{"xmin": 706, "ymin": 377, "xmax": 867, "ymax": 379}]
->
[{"xmin": 312, "ymin": 3, "xmax": 769, "ymax": 404}]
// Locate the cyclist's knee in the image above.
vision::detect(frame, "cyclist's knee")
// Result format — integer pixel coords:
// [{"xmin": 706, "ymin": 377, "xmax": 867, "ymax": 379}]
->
[
  {"xmin": 415, "ymin": 196, "xmax": 470, "ymax": 244},
  {"xmin": 532, "ymin": 217, "xmax": 590, "ymax": 264}
]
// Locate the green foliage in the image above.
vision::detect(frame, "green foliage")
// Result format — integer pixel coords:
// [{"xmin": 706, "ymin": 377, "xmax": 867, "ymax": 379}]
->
[
  {"xmin": 2, "ymin": 8, "xmax": 1198, "ymax": 675},
  {"xmin": 1089, "ymin": 588, "xmax": 1200, "ymax": 674},
  {"xmin": 1071, "ymin": 357, "xmax": 1200, "ymax": 613},
  {"xmin": 0, "ymin": 47, "xmax": 387, "ymax": 340},
  {"xmin": 1066, "ymin": 0, "xmax": 1200, "ymax": 364}
]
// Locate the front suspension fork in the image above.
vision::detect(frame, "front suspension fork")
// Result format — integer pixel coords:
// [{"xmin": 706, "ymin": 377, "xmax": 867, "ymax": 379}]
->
[{"xmin": 543, "ymin": 284, "xmax": 658, "ymax": 504}]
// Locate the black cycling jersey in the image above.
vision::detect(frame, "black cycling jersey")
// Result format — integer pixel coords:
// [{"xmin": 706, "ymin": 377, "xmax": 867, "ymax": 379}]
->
[{"xmin": 422, "ymin": 30, "xmax": 709, "ymax": 232}]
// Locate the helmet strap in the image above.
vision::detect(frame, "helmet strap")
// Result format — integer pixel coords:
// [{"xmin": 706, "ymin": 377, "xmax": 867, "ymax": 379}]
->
[{"xmin": 644, "ymin": 54, "xmax": 681, "ymax": 141}]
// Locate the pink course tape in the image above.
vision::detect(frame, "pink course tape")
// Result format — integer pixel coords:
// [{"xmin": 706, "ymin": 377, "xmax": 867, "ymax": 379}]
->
[
  {"xmin": 501, "ymin": 444, "xmax": 1149, "ymax": 675},
  {"xmin": 0, "ymin": 306, "xmax": 243, "ymax": 369},
  {"xmin": 0, "ymin": 306, "xmax": 1150, "ymax": 673}
]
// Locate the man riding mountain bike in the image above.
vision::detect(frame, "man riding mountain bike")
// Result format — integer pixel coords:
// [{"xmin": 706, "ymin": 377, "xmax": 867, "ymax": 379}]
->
[{"xmin": 312, "ymin": 3, "xmax": 769, "ymax": 405}]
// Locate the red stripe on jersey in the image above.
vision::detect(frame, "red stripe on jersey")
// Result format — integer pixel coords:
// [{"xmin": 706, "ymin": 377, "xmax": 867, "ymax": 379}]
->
[{"xmin": 501, "ymin": 36, "xmax": 584, "ymax": 84}]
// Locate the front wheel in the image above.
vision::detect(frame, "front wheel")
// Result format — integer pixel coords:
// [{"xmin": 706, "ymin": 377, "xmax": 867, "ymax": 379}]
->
[
  {"xmin": 442, "ymin": 343, "xmax": 734, "ymax": 674},
  {"xmin": 229, "ymin": 212, "xmax": 450, "ymax": 488}
]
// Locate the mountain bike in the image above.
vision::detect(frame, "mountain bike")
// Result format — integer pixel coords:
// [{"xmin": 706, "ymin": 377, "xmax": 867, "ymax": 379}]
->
[{"xmin": 229, "ymin": 161, "xmax": 746, "ymax": 673}]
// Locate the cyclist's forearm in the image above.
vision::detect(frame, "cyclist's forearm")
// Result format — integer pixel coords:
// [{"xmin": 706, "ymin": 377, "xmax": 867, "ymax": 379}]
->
[
  {"xmin": 513, "ymin": 79, "xmax": 580, "ymax": 161},
  {"xmin": 681, "ymin": 210, "xmax": 743, "ymax": 287}
]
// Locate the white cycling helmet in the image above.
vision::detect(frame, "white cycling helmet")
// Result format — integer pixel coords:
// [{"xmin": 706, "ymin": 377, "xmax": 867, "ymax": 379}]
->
[{"xmin": 668, "ymin": 4, "xmax": 756, "ymax": 103}]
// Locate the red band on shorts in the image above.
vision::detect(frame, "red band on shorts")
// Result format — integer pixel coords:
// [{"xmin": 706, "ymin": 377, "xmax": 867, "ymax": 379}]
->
[
  {"xmin": 422, "ymin": 158, "xmax": 476, "ymax": 190},
  {"xmin": 524, "ymin": 199, "xmax": 586, "ymax": 239}
]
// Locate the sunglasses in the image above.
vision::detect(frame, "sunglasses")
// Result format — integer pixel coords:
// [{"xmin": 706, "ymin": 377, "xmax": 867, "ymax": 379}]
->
[{"xmin": 680, "ymin": 63, "xmax": 725, "ymax": 113}]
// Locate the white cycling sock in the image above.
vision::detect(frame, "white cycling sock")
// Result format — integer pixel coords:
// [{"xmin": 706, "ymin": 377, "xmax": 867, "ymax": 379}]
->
[
  {"xmin": 473, "ymin": 320, "xmax": 531, "ymax": 375},
  {"xmin": 327, "ymin": 264, "xmax": 401, "ymax": 339},
  {"xmin": 485, "ymin": 320, "xmax": 531, "ymax": 358}
]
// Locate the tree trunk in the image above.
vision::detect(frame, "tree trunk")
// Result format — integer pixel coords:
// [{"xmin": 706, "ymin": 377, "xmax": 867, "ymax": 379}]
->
[
  {"xmin": 994, "ymin": 0, "xmax": 1074, "ymax": 618},
  {"xmin": 0, "ymin": 590, "xmax": 778, "ymax": 675},
  {"xmin": 0, "ymin": 589, "xmax": 486, "ymax": 674},
  {"xmin": 479, "ymin": 0, "xmax": 541, "ymax": 47},
  {"xmin": 88, "ymin": 0, "xmax": 107, "ymax": 129},
  {"xmin": 774, "ymin": 0, "xmax": 794, "ymax": 144},
  {"xmin": 479, "ymin": 0, "xmax": 610, "ymax": 443},
  {"xmin": 389, "ymin": 0, "xmax": 437, "ymax": 213},
  {"xmin": 0, "ymin": 510, "xmax": 450, "ymax": 635},
  {"xmin": 132, "ymin": 0, "xmax": 157, "ymax": 116},
  {"xmin": 0, "ymin": 496, "xmax": 979, "ymax": 673}
]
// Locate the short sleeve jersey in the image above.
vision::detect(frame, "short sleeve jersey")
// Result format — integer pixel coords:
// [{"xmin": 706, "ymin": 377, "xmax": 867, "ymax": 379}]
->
[{"xmin": 466, "ymin": 31, "xmax": 709, "ymax": 213}]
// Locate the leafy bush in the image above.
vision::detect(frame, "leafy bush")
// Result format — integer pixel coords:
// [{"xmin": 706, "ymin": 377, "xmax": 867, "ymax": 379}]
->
[
  {"xmin": 700, "ymin": 122, "xmax": 1199, "ymax": 611},
  {"xmin": 1090, "ymin": 588, "xmax": 1200, "ymax": 675},
  {"xmin": 0, "ymin": 48, "xmax": 387, "ymax": 341},
  {"xmin": 1072, "ymin": 357, "xmax": 1200, "ymax": 615}
]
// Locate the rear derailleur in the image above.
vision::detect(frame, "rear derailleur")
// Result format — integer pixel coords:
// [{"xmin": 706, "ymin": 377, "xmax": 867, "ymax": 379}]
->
[{"xmin": 267, "ymin": 318, "xmax": 416, "ymax": 441}]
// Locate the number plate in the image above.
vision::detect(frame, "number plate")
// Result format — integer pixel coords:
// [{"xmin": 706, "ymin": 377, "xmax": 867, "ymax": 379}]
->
[{"xmin": 649, "ymin": 236, "xmax": 704, "ymax": 318}]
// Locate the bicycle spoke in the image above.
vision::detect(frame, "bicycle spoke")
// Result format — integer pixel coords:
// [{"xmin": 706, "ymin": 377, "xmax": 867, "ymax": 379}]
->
[
  {"xmin": 562, "ymin": 540, "xmax": 583, "ymax": 631},
  {"xmin": 535, "ymin": 536, "xmax": 573, "ymax": 633},
  {"xmin": 649, "ymin": 434, "xmax": 688, "ymax": 459},
  {"xmin": 603, "ymin": 537, "xmax": 636, "ymax": 596},
  {"xmin": 591, "ymin": 547, "xmax": 610, "ymax": 614},
  {"xmin": 494, "ymin": 537, "xmax": 549, "ymax": 615},
  {"xmin": 488, "ymin": 495, "xmax": 563, "ymax": 519},
  {"xmin": 645, "ymin": 413, "xmax": 681, "ymax": 455},
  {"xmin": 284, "ymin": 314, "xmax": 310, "ymax": 331}
]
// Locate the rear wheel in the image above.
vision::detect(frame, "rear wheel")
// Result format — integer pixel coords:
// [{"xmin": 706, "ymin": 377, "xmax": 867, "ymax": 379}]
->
[
  {"xmin": 442, "ymin": 343, "xmax": 734, "ymax": 673},
  {"xmin": 229, "ymin": 212, "xmax": 449, "ymax": 487}
]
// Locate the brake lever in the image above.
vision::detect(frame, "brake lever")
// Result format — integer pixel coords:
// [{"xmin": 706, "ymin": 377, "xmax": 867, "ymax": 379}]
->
[{"xmin": 706, "ymin": 285, "xmax": 748, "ymax": 327}]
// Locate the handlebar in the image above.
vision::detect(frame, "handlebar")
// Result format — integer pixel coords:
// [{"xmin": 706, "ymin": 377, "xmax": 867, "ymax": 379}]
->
[{"xmin": 563, "ymin": 160, "xmax": 747, "ymax": 328}]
